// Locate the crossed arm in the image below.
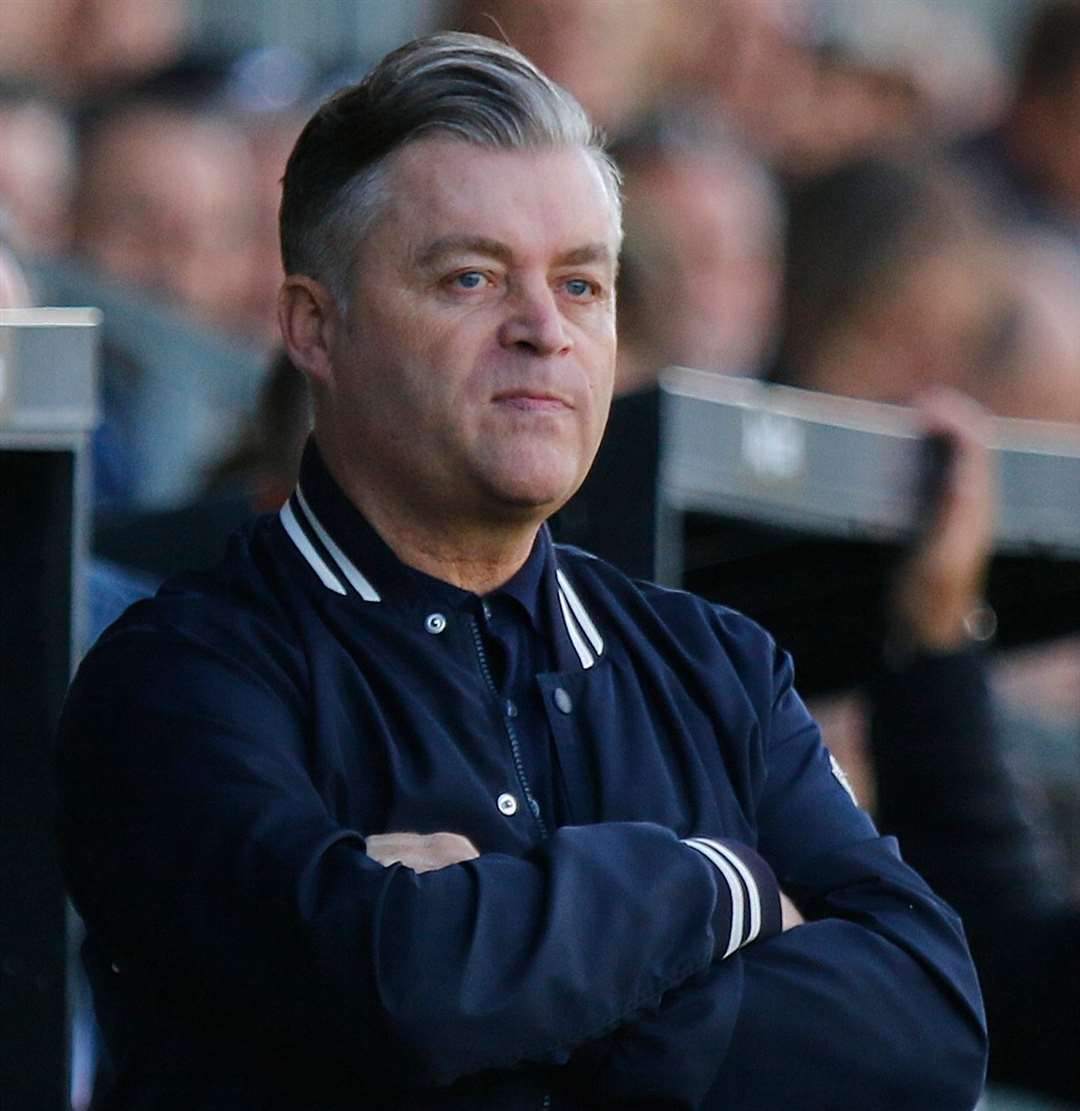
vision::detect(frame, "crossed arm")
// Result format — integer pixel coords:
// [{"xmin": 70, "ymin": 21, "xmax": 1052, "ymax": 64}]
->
[
  {"xmin": 57, "ymin": 622, "xmax": 985, "ymax": 1107},
  {"xmin": 367, "ymin": 831, "xmax": 807, "ymax": 931}
]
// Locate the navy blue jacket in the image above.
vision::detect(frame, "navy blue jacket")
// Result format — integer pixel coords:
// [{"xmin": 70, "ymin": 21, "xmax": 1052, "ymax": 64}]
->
[{"xmin": 57, "ymin": 446, "xmax": 987, "ymax": 1109}]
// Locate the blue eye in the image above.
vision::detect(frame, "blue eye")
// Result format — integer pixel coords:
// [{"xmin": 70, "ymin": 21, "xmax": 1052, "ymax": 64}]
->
[
  {"xmin": 565, "ymin": 278, "xmax": 593, "ymax": 298},
  {"xmin": 454, "ymin": 271, "xmax": 485, "ymax": 290}
]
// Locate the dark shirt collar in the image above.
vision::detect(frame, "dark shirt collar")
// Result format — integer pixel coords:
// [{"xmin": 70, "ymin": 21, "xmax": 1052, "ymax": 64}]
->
[{"xmin": 292, "ymin": 438, "xmax": 549, "ymax": 630}]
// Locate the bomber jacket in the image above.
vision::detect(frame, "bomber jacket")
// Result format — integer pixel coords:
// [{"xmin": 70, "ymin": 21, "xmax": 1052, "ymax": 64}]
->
[{"xmin": 56, "ymin": 444, "xmax": 987, "ymax": 1110}]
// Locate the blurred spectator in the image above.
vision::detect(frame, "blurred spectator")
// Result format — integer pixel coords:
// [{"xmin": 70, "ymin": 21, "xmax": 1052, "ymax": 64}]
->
[
  {"xmin": 773, "ymin": 154, "xmax": 1009, "ymax": 401},
  {"xmin": 0, "ymin": 0, "xmax": 78, "ymax": 86},
  {"xmin": 0, "ymin": 0, "xmax": 187, "ymax": 98},
  {"xmin": 616, "ymin": 125, "xmax": 785, "ymax": 391},
  {"xmin": 681, "ymin": 0, "xmax": 1002, "ymax": 178},
  {"xmin": 557, "ymin": 121, "xmax": 785, "ymax": 571},
  {"xmin": 775, "ymin": 152, "xmax": 1080, "ymax": 421},
  {"xmin": 94, "ymin": 348, "xmax": 311, "ymax": 579},
  {"xmin": 769, "ymin": 148, "xmax": 1080, "ymax": 1102},
  {"xmin": 56, "ymin": 0, "xmax": 188, "ymax": 96},
  {"xmin": 866, "ymin": 400, "xmax": 1080, "ymax": 1104},
  {"xmin": 815, "ymin": 1, "xmax": 1004, "ymax": 141},
  {"xmin": 0, "ymin": 86, "xmax": 74, "ymax": 256},
  {"xmin": 454, "ymin": 0, "xmax": 680, "ymax": 137},
  {"xmin": 72, "ymin": 98, "xmax": 259, "ymax": 336},
  {"xmin": 676, "ymin": 0, "xmax": 819, "ymax": 167},
  {"xmin": 959, "ymin": 0, "xmax": 1080, "ymax": 243}
]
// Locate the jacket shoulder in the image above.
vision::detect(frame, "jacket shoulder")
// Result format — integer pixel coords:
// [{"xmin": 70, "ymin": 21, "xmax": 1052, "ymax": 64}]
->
[
  {"xmin": 77, "ymin": 515, "xmax": 307, "ymax": 713},
  {"xmin": 553, "ymin": 543, "xmax": 786, "ymax": 689}
]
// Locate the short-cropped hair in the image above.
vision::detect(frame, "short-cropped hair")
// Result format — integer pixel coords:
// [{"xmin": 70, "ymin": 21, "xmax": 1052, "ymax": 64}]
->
[{"xmin": 280, "ymin": 31, "xmax": 620, "ymax": 305}]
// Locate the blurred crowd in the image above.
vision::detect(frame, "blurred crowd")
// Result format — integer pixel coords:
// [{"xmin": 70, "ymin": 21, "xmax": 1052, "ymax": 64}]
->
[
  {"xmin": 2, "ymin": 0, "xmax": 1079, "ymax": 502},
  {"xmin": 2, "ymin": 0, "xmax": 1079, "ymax": 1107}
]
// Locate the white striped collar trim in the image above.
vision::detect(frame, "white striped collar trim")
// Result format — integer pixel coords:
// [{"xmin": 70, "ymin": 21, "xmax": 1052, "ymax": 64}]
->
[
  {"xmin": 280, "ymin": 500, "xmax": 346, "ymax": 595},
  {"xmin": 279, "ymin": 486, "xmax": 381, "ymax": 601},
  {"xmin": 555, "ymin": 567, "xmax": 603, "ymax": 670}
]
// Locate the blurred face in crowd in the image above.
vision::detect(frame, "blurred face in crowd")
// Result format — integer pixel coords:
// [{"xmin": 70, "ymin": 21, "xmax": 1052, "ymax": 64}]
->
[
  {"xmin": 457, "ymin": 0, "xmax": 672, "ymax": 134},
  {"xmin": 623, "ymin": 150, "xmax": 783, "ymax": 376},
  {"xmin": 75, "ymin": 106, "xmax": 258, "ymax": 333},
  {"xmin": 683, "ymin": 0, "xmax": 819, "ymax": 160},
  {"xmin": 288, "ymin": 138, "xmax": 619, "ymax": 535},
  {"xmin": 61, "ymin": 0, "xmax": 187, "ymax": 91},
  {"xmin": 804, "ymin": 233, "xmax": 1006, "ymax": 405},
  {"xmin": 0, "ymin": 0, "xmax": 185, "ymax": 94},
  {"xmin": 0, "ymin": 0, "xmax": 75, "ymax": 82}
]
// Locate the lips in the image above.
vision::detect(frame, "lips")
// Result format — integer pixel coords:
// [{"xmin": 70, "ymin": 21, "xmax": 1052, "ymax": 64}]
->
[{"xmin": 492, "ymin": 389, "xmax": 573, "ymax": 412}]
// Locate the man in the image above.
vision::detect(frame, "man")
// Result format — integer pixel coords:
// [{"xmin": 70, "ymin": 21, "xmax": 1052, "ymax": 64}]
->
[
  {"xmin": 73, "ymin": 99, "xmax": 257, "ymax": 337},
  {"xmin": 56, "ymin": 33, "xmax": 986, "ymax": 1109}
]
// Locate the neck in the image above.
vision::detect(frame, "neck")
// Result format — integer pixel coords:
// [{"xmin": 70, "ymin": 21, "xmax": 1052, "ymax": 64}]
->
[
  {"xmin": 366, "ymin": 499, "xmax": 541, "ymax": 594},
  {"xmin": 319, "ymin": 442, "xmax": 542, "ymax": 595}
]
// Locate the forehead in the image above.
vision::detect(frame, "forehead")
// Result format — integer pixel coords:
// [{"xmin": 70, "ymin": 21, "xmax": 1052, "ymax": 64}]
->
[{"xmin": 375, "ymin": 137, "xmax": 620, "ymax": 262}]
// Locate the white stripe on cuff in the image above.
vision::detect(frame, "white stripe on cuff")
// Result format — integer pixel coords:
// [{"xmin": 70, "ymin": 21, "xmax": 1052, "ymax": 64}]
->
[
  {"xmin": 684, "ymin": 837, "xmax": 746, "ymax": 958},
  {"xmin": 703, "ymin": 840, "xmax": 763, "ymax": 945}
]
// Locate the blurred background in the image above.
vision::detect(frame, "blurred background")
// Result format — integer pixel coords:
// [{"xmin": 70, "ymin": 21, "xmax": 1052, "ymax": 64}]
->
[{"xmin": 1, "ymin": 1, "xmax": 1079, "ymax": 1109}]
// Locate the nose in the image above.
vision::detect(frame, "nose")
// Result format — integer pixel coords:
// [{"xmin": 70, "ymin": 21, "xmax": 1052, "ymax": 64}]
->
[{"xmin": 497, "ymin": 279, "xmax": 572, "ymax": 356}]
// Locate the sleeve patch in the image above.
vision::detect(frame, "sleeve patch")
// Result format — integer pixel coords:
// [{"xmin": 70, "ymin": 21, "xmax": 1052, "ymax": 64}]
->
[{"xmin": 829, "ymin": 752, "xmax": 860, "ymax": 807}]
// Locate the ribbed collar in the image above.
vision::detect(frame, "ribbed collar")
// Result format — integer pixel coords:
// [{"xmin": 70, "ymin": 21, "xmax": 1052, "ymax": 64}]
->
[
  {"xmin": 286, "ymin": 439, "xmax": 551, "ymax": 629},
  {"xmin": 280, "ymin": 439, "xmax": 605, "ymax": 668}
]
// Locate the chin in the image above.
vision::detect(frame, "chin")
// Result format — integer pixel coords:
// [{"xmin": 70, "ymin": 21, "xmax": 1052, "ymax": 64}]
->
[
  {"xmin": 487, "ymin": 473, "xmax": 578, "ymax": 518},
  {"xmin": 474, "ymin": 447, "xmax": 591, "ymax": 518}
]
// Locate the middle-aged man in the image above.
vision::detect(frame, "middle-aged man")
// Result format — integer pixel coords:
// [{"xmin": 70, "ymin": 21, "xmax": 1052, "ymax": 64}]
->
[{"xmin": 56, "ymin": 33, "xmax": 987, "ymax": 1110}]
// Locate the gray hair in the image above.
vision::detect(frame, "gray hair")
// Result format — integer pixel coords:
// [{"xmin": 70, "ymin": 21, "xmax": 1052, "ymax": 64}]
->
[{"xmin": 280, "ymin": 32, "xmax": 622, "ymax": 307}]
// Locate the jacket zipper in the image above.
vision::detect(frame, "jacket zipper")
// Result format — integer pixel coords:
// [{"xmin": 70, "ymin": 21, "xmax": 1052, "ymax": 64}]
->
[
  {"xmin": 470, "ymin": 613, "xmax": 552, "ymax": 1107},
  {"xmin": 468, "ymin": 615, "xmax": 549, "ymax": 839}
]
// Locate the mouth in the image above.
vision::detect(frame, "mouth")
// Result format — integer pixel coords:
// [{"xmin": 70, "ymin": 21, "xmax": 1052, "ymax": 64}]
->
[{"xmin": 491, "ymin": 389, "xmax": 574, "ymax": 413}]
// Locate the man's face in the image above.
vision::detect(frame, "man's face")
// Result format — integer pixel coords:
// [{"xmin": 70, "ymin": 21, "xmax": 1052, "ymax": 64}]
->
[
  {"xmin": 320, "ymin": 137, "xmax": 619, "ymax": 530},
  {"xmin": 77, "ymin": 109, "xmax": 257, "ymax": 332}
]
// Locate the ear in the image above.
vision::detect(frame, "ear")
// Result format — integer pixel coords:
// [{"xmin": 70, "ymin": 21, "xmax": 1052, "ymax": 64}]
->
[{"xmin": 277, "ymin": 275, "xmax": 339, "ymax": 387}]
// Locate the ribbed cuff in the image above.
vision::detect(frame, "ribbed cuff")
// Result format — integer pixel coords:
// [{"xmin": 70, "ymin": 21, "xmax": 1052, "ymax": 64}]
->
[{"xmin": 682, "ymin": 837, "xmax": 782, "ymax": 959}]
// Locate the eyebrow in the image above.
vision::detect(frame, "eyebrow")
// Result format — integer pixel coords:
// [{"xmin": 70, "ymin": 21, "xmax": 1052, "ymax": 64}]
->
[
  {"xmin": 415, "ymin": 236, "xmax": 513, "ymax": 269},
  {"xmin": 415, "ymin": 236, "xmax": 617, "ymax": 271},
  {"xmin": 554, "ymin": 242, "xmax": 618, "ymax": 269}
]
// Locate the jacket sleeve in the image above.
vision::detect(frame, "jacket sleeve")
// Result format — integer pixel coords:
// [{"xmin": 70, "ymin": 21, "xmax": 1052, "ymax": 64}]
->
[
  {"xmin": 870, "ymin": 647, "xmax": 1080, "ymax": 1102},
  {"xmin": 574, "ymin": 634, "xmax": 988, "ymax": 1110},
  {"xmin": 55, "ymin": 622, "xmax": 781, "ymax": 1092}
]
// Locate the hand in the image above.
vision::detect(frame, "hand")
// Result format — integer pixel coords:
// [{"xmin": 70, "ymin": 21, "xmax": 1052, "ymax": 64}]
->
[
  {"xmin": 780, "ymin": 890, "xmax": 805, "ymax": 931},
  {"xmin": 890, "ymin": 389, "xmax": 995, "ymax": 653},
  {"xmin": 365, "ymin": 831, "xmax": 480, "ymax": 873}
]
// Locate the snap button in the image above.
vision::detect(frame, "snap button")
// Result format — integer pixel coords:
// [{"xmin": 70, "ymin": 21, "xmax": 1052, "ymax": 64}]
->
[
  {"xmin": 497, "ymin": 792, "xmax": 518, "ymax": 816},
  {"xmin": 505, "ymin": 699, "xmax": 518, "ymax": 719},
  {"xmin": 424, "ymin": 613, "xmax": 447, "ymax": 634},
  {"xmin": 553, "ymin": 687, "xmax": 573, "ymax": 714}
]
